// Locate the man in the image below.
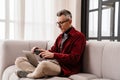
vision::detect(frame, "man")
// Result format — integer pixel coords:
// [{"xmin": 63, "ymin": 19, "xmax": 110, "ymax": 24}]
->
[{"xmin": 15, "ymin": 9, "xmax": 86, "ymax": 79}]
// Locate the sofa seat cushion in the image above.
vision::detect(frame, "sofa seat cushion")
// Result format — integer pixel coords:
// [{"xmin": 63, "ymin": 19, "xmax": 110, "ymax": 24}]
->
[
  {"xmin": 2, "ymin": 65, "xmax": 18, "ymax": 80},
  {"xmin": 46, "ymin": 77, "xmax": 71, "ymax": 80},
  {"xmin": 3, "ymin": 65, "xmax": 70, "ymax": 80},
  {"xmin": 92, "ymin": 79, "xmax": 112, "ymax": 80},
  {"xmin": 69, "ymin": 73, "xmax": 98, "ymax": 80},
  {"xmin": 10, "ymin": 73, "xmax": 71, "ymax": 80}
]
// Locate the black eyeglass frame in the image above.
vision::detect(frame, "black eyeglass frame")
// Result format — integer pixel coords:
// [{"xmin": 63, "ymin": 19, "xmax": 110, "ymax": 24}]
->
[{"xmin": 57, "ymin": 19, "xmax": 70, "ymax": 26}]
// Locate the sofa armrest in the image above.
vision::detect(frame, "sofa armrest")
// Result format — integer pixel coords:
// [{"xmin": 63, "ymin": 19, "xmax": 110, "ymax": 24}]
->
[{"xmin": 0, "ymin": 40, "xmax": 48, "ymax": 80}]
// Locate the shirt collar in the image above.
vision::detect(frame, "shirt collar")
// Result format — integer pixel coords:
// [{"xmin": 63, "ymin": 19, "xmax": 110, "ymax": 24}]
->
[
  {"xmin": 64, "ymin": 26, "xmax": 72, "ymax": 34},
  {"xmin": 60, "ymin": 26, "xmax": 76, "ymax": 38}
]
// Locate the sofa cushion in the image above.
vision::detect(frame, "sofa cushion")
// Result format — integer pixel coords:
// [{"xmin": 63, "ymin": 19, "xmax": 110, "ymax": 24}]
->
[
  {"xmin": 92, "ymin": 79, "xmax": 112, "ymax": 80},
  {"xmin": 102, "ymin": 42, "xmax": 120, "ymax": 80},
  {"xmin": 83, "ymin": 41, "xmax": 105, "ymax": 77},
  {"xmin": 46, "ymin": 77, "xmax": 71, "ymax": 80},
  {"xmin": 2, "ymin": 65, "xmax": 18, "ymax": 80},
  {"xmin": 10, "ymin": 72, "xmax": 46, "ymax": 80},
  {"xmin": 69, "ymin": 73, "xmax": 98, "ymax": 80},
  {"xmin": 3, "ymin": 65, "xmax": 70, "ymax": 80},
  {"xmin": 46, "ymin": 41, "xmax": 54, "ymax": 50}
]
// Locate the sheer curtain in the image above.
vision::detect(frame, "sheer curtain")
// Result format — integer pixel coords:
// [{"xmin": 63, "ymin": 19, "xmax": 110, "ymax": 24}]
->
[
  {"xmin": 10, "ymin": 0, "xmax": 81, "ymax": 40},
  {"xmin": 24, "ymin": 0, "xmax": 59, "ymax": 40}
]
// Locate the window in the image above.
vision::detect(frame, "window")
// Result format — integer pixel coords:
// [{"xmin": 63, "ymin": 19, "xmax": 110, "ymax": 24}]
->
[{"xmin": 81, "ymin": 0, "xmax": 120, "ymax": 41}]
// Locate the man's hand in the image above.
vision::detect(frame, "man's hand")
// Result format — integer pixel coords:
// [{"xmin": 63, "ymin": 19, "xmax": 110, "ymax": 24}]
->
[
  {"xmin": 39, "ymin": 49, "xmax": 54, "ymax": 59},
  {"xmin": 31, "ymin": 47, "xmax": 39, "ymax": 53}
]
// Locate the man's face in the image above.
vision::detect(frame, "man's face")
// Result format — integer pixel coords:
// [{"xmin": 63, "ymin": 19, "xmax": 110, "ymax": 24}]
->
[{"xmin": 57, "ymin": 15, "xmax": 72, "ymax": 33}]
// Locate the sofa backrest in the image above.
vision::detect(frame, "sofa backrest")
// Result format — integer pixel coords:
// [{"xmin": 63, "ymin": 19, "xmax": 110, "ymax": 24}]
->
[
  {"xmin": 0, "ymin": 40, "xmax": 48, "ymax": 80},
  {"xmin": 83, "ymin": 41, "xmax": 120, "ymax": 80},
  {"xmin": 102, "ymin": 42, "xmax": 120, "ymax": 80},
  {"xmin": 83, "ymin": 41, "xmax": 105, "ymax": 78},
  {"xmin": 46, "ymin": 40, "xmax": 55, "ymax": 50}
]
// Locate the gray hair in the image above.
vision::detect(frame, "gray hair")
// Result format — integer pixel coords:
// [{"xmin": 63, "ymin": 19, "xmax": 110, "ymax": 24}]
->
[{"xmin": 57, "ymin": 9, "xmax": 72, "ymax": 20}]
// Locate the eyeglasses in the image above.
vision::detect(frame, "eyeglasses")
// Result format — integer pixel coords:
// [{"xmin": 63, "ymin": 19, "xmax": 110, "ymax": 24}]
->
[{"xmin": 56, "ymin": 19, "xmax": 69, "ymax": 27}]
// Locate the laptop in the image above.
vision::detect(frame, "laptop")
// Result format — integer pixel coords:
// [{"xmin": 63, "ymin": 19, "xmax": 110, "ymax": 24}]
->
[{"xmin": 22, "ymin": 50, "xmax": 39, "ymax": 67}]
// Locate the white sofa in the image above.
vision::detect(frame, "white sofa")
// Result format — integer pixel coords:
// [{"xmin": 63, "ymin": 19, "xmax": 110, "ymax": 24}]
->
[{"xmin": 0, "ymin": 40, "xmax": 120, "ymax": 80}]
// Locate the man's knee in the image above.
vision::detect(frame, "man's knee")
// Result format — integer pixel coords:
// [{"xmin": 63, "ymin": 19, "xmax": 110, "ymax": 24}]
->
[
  {"xmin": 38, "ymin": 61, "xmax": 49, "ymax": 69},
  {"xmin": 15, "ymin": 57, "xmax": 27, "ymax": 66}
]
